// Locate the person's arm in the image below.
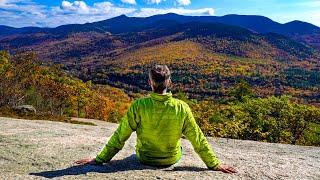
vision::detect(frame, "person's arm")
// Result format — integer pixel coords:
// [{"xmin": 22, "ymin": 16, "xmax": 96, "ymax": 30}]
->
[
  {"xmin": 95, "ymin": 101, "xmax": 139, "ymax": 163},
  {"xmin": 76, "ymin": 100, "xmax": 139, "ymax": 165},
  {"xmin": 182, "ymin": 104, "xmax": 237, "ymax": 173},
  {"xmin": 182, "ymin": 105, "xmax": 221, "ymax": 169}
]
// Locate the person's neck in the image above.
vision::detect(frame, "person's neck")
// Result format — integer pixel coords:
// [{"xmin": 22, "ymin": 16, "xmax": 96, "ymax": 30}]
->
[{"xmin": 153, "ymin": 90, "xmax": 167, "ymax": 95}]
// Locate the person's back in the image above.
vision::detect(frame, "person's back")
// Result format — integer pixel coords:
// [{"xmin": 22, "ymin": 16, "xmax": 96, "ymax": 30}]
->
[
  {"xmin": 134, "ymin": 93, "xmax": 186, "ymax": 166},
  {"xmin": 76, "ymin": 65, "xmax": 236, "ymax": 174},
  {"xmin": 135, "ymin": 92, "xmax": 215, "ymax": 167}
]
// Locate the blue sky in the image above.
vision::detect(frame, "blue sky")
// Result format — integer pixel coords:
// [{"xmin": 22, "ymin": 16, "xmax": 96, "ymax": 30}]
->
[{"xmin": 0, "ymin": 0, "xmax": 319, "ymax": 27}]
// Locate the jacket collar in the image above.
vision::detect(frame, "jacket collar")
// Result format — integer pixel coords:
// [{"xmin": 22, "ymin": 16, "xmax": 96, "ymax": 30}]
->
[{"xmin": 150, "ymin": 91, "xmax": 173, "ymax": 101}]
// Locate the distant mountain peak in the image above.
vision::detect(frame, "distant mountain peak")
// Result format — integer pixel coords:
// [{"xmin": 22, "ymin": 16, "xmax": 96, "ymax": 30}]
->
[
  {"xmin": 285, "ymin": 20, "xmax": 316, "ymax": 26},
  {"xmin": 115, "ymin": 14, "xmax": 129, "ymax": 19},
  {"xmin": 161, "ymin": 13, "xmax": 182, "ymax": 16},
  {"xmin": 287, "ymin": 20, "xmax": 304, "ymax": 23},
  {"xmin": 107, "ymin": 14, "xmax": 130, "ymax": 21}
]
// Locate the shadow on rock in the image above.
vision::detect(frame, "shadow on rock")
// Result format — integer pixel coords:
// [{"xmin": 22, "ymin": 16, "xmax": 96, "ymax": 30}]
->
[
  {"xmin": 29, "ymin": 155, "xmax": 209, "ymax": 178},
  {"xmin": 164, "ymin": 166, "xmax": 208, "ymax": 172},
  {"xmin": 30, "ymin": 155, "xmax": 147, "ymax": 178}
]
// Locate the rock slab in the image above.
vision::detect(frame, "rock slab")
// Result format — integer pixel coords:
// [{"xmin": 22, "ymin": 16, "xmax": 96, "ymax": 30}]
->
[{"xmin": 0, "ymin": 117, "xmax": 319, "ymax": 179}]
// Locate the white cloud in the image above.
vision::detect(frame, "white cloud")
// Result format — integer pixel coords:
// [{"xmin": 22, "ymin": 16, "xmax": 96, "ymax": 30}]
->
[
  {"xmin": 49, "ymin": 1, "xmax": 136, "ymax": 26},
  {"xmin": 61, "ymin": 1, "xmax": 72, "ymax": 9},
  {"xmin": 133, "ymin": 7, "xmax": 214, "ymax": 17},
  {"xmin": 0, "ymin": 0, "xmax": 43, "ymax": 12},
  {"xmin": 0, "ymin": 0, "xmax": 23, "ymax": 7},
  {"xmin": 121, "ymin": 0, "xmax": 136, "ymax": 5},
  {"xmin": 0, "ymin": 0, "xmax": 47, "ymax": 21},
  {"xmin": 147, "ymin": 0, "xmax": 162, "ymax": 5},
  {"xmin": 57, "ymin": 1, "xmax": 135, "ymax": 16},
  {"xmin": 177, "ymin": 0, "xmax": 191, "ymax": 6},
  {"xmin": 0, "ymin": 0, "xmax": 136, "ymax": 27},
  {"xmin": 0, "ymin": 0, "xmax": 216, "ymax": 27},
  {"xmin": 61, "ymin": 1, "xmax": 90, "ymax": 14}
]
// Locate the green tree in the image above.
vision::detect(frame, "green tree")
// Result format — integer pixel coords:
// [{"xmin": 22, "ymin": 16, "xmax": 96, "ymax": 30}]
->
[{"xmin": 228, "ymin": 80, "xmax": 254, "ymax": 102}]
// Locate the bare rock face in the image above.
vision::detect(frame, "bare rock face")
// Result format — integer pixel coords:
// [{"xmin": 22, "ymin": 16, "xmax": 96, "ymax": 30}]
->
[
  {"xmin": 0, "ymin": 117, "xmax": 320, "ymax": 180},
  {"xmin": 12, "ymin": 105, "xmax": 36, "ymax": 115}
]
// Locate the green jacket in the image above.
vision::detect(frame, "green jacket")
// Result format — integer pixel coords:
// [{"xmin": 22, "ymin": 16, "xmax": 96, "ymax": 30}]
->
[{"xmin": 95, "ymin": 92, "xmax": 220, "ymax": 169}]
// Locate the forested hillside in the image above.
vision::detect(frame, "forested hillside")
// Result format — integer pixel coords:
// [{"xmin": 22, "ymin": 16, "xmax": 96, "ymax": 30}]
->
[
  {"xmin": 89, "ymin": 40, "xmax": 320, "ymax": 105},
  {"xmin": 0, "ymin": 51, "xmax": 131, "ymax": 121},
  {"xmin": 1, "ymin": 15, "xmax": 320, "ymax": 105}
]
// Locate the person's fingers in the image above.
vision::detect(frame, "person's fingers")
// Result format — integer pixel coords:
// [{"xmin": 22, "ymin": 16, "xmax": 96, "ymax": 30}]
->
[
  {"xmin": 214, "ymin": 165, "xmax": 237, "ymax": 174},
  {"xmin": 221, "ymin": 169, "xmax": 228, "ymax": 173},
  {"xmin": 75, "ymin": 161, "xmax": 85, "ymax": 165},
  {"xmin": 230, "ymin": 166, "xmax": 237, "ymax": 172},
  {"xmin": 222, "ymin": 169, "xmax": 230, "ymax": 174},
  {"xmin": 75, "ymin": 160, "xmax": 83, "ymax": 164},
  {"xmin": 220, "ymin": 167, "xmax": 236, "ymax": 174},
  {"xmin": 231, "ymin": 167, "xmax": 237, "ymax": 173},
  {"xmin": 75, "ymin": 159, "xmax": 90, "ymax": 165},
  {"xmin": 221, "ymin": 168, "xmax": 230, "ymax": 173},
  {"xmin": 227, "ymin": 167, "xmax": 237, "ymax": 173}
]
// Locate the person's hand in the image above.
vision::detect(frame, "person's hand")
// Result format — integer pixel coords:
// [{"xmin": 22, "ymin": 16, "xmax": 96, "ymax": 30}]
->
[
  {"xmin": 215, "ymin": 164, "xmax": 237, "ymax": 174},
  {"xmin": 75, "ymin": 158, "xmax": 99, "ymax": 165}
]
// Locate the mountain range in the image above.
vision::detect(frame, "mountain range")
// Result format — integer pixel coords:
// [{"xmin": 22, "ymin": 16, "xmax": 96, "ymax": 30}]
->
[
  {"xmin": 1, "ymin": 13, "xmax": 320, "ymax": 48},
  {"xmin": 0, "ymin": 13, "xmax": 320, "ymax": 103},
  {"xmin": 1, "ymin": 13, "xmax": 319, "ymax": 60},
  {"xmin": 1, "ymin": 13, "xmax": 320, "ymax": 36}
]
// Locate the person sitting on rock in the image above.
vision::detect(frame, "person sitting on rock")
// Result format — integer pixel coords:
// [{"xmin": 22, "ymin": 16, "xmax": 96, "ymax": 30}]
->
[{"xmin": 76, "ymin": 65, "xmax": 237, "ymax": 174}]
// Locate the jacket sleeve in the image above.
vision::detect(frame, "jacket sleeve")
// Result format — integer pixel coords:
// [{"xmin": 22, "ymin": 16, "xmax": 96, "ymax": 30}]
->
[
  {"xmin": 182, "ymin": 104, "xmax": 220, "ymax": 170},
  {"xmin": 95, "ymin": 100, "xmax": 139, "ymax": 163}
]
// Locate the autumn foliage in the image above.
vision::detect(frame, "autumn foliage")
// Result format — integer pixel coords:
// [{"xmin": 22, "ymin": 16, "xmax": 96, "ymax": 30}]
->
[
  {"xmin": 1, "ymin": 50, "xmax": 320, "ymax": 146},
  {"xmin": 0, "ymin": 51, "xmax": 131, "ymax": 121}
]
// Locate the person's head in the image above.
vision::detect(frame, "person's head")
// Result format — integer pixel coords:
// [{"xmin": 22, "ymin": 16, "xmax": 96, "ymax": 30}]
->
[{"xmin": 148, "ymin": 65, "xmax": 171, "ymax": 94}]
